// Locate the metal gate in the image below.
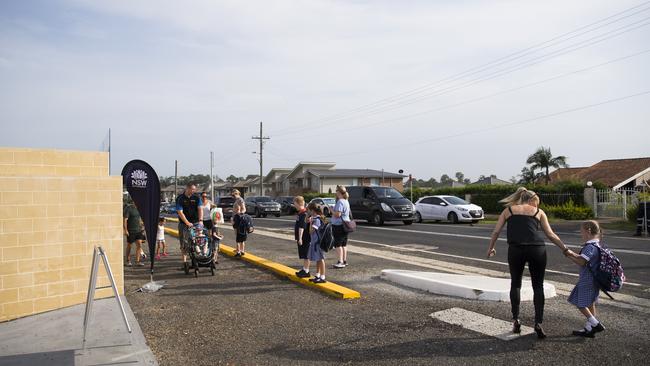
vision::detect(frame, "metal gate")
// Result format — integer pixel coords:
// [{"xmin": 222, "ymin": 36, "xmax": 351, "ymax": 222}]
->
[{"xmin": 595, "ymin": 189, "xmax": 640, "ymax": 219}]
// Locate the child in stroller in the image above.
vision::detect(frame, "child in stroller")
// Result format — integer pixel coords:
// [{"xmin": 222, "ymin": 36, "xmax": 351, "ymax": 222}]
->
[{"xmin": 187, "ymin": 223, "xmax": 219, "ymax": 277}]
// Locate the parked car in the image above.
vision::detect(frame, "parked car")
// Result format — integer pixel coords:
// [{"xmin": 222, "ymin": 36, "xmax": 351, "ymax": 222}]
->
[
  {"xmin": 275, "ymin": 196, "xmax": 297, "ymax": 215},
  {"xmin": 215, "ymin": 196, "xmax": 235, "ymax": 220},
  {"xmin": 309, "ymin": 197, "xmax": 336, "ymax": 217},
  {"xmin": 414, "ymin": 195, "xmax": 484, "ymax": 224},
  {"xmin": 347, "ymin": 186, "xmax": 415, "ymax": 226},
  {"xmin": 160, "ymin": 203, "xmax": 177, "ymax": 214},
  {"xmin": 245, "ymin": 196, "xmax": 281, "ymax": 218}
]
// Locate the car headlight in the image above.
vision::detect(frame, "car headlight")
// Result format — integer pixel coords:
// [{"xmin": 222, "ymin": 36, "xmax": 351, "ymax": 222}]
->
[
  {"xmin": 411, "ymin": 204, "xmax": 416, "ymax": 212},
  {"xmin": 381, "ymin": 203, "xmax": 393, "ymax": 212},
  {"xmin": 456, "ymin": 207, "xmax": 468, "ymax": 212}
]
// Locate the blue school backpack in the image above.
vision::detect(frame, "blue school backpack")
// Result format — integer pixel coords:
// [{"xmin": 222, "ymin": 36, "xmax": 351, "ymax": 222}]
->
[
  {"xmin": 316, "ymin": 218, "xmax": 334, "ymax": 252},
  {"xmin": 238, "ymin": 214, "xmax": 254, "ymax": 235},
  {"xmin": 590, "ymin": 242, "xmax": 626, "ymax": 293}
]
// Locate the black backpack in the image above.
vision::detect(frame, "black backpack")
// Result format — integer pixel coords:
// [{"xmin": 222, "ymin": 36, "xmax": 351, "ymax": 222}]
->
[{"xmin": 316, "ymin": 218, "xmax": 334, "ymax": 252}]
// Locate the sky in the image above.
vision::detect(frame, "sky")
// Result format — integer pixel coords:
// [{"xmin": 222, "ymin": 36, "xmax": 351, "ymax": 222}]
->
[{"xmin": 1, "ymin": 0, "xmax": 649, "ymax": 182}]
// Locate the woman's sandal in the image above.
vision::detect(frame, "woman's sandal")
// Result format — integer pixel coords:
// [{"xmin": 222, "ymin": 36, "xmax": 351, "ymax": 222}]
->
[
  {"xmin": 534, "ymin": 323, "xmax": 547, "ymax": 339},
  {"xmin": 513, "ymin": 319, "xmax": 521, "ymax": 334}
]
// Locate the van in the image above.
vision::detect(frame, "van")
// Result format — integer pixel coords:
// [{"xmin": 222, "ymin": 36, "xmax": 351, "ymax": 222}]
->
[{"xmin": 347, "ymin": 186, "xmax": 415, "ymax": 226}]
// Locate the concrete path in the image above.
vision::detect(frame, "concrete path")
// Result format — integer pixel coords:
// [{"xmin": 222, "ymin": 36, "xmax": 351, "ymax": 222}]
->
[
  {"xmin": 0, "ymin": 296, "xmax": 157, "ymax": 366},
  {"xmin": 381, "ymin": 270, "xmax": 556, "ymax": 301}
]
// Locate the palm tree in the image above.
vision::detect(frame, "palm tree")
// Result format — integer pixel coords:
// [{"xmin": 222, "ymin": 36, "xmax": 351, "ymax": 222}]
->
[{"xmin": 526, "ymin": 147, "xmax": 568, "ymax": 184}]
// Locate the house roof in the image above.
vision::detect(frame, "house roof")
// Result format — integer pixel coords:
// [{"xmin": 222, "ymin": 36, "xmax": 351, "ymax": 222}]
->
[
  {"xmin": 286, "ymin": 162, "xmax": 336, "ymax": 179},
  {"xmin": 546, "ymin": 167, "xmax": 588, "ymax": 183},
  {"xmin": 549, "ymin": 157, "xmax": 650, "ymax": 188},
  {"xmin": 307, "ymin": 169, "xmax": 404, "ymax": 179},
  {"xmin": 473, "ymin": 176, "xmax": 512, "ymax": 185},
  {"xmin": 264, "ymin": 168, "xmax": 292, "ymax": 183}
]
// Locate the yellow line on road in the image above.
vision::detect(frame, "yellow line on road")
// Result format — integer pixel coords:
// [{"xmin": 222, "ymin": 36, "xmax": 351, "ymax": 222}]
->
[{"xmin": 164, "ymin": 226, "xmax": 361, "ymax": 299}]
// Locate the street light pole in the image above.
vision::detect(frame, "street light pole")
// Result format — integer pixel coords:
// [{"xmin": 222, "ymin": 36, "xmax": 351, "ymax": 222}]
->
[{"xmin": 210, "ymin": 151, "xmax": 214, "ymax": 200}]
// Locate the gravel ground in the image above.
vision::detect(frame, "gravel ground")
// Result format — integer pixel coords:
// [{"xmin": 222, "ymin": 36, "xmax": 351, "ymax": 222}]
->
[{"xmin": 124, "ymin": 229, "xmax": 650, "ymax": 365}]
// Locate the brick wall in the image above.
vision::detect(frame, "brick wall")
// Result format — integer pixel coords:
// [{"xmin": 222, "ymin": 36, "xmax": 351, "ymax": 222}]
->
[{"xmin": 0, "ymin": 147, "xmax": 123, "ymax": 322}]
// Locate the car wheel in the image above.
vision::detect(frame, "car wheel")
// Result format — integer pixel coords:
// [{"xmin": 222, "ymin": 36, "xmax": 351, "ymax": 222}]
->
[
  {"xmin": 262, "ymin": 214, "xmax": 267, "ymax": 218},
  {"xmin": 372, "ymin": 211, "xmax": 384, "ymax": 226},
  {"xmin": 403, "ymin": 220, "xmax": 413, "ymax": 225},
  {"xmin": 471, "ymin": 220, "xmax": 479, "ymax": 224},
  {"xmin": 415, "ymin": 212, "xmax": 423, "ymax": 223},
  {"xmin": 275, "ymin": 214, "xmax": 281, "ymax": 217},
  {"xmin": 448, "ymin": 212, "xmax": 459, "ymax": 224},
  {"xmin": 255, "ymin": 208, "xmax": 261, "ymax": 218}
]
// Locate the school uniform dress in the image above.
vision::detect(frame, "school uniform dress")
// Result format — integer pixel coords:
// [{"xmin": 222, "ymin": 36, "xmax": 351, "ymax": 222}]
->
[
  {"xmin": 568, "ymin": 240, "xmax": 601, "ymax": 308},
  {"xmin": 308, "ymin": 217, "xmax": 325, "ymax": 261},
  {"xmin": 294, "ymin": 210, "xmax": 311, "ymax": 260}
]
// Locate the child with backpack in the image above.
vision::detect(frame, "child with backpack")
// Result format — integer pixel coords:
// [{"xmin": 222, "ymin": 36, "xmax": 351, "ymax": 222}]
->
[
  {"xmin": 565, "ymin": 220, "xmax": 618, "ymax": 338},
  {"xmin": 293, "ymin": 196, "xmax": 312, "ymax": 278},
  {"xmin": 307, "ymin": 202, "xmax": 327, "ymax": 284}
]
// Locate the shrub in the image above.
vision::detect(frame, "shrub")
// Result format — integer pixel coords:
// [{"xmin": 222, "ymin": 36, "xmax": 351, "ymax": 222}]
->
[
  {"xmin": 403, "ymin": 181, "xmax": 589, "ymax": 214},
  {"xmin": 540, "ymin": 200, "xmax": 593, "ymax": 220}
]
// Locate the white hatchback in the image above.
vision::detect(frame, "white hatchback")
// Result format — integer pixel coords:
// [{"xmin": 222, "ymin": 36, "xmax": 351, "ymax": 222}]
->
[{"xmin": 414, "ymin": 195, "xmax": 484, "ymax": 224}]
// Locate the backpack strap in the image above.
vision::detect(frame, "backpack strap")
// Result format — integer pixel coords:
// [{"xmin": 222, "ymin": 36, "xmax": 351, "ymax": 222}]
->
[{"xmin": 507, "ymin": 206, "xmax": 513, "ymax": 215}]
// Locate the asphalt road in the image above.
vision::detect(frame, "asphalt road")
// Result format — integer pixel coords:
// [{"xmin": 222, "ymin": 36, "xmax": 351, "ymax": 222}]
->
[
  {"xmin": 124, "ymin": 223, "xmax": 650, "ymax": 365},
  {"xmin": 253, "ymin": 217, "xmax": 650, "ymax": 296}
]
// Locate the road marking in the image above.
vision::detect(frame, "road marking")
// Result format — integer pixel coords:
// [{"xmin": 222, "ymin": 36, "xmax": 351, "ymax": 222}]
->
[
  {"xmin": 431, "ymin": 308, "xmax": 534, "ymax": 341},
  {"xmin": 252, "ymin": 227, "xmax": 650, "ymax": 311}
]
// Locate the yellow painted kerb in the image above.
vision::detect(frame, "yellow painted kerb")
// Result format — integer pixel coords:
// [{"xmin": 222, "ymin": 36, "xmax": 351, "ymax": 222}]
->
[{"xmin": 164, "ymin": 227, "xmax": 361, "ymax": 299}]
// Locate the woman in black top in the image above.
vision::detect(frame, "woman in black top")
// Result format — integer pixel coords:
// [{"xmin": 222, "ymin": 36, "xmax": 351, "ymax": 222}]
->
[{"xmin": 487, "ymin": 187, "xmax": 571, "ymax": 339}]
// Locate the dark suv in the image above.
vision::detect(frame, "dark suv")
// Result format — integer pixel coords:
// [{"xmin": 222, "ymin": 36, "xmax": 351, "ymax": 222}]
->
[
  {"xmin": 275, "ymin": 196, "xmax": 296, "ymax": 215},
  {"xmin": 245, "ymin": 196, "xmax": 281, "ymax": 218},
  {"xmin": 215, "ymin": 196, "xmax": 235, "ymax": 220},
  {"xmin": 347, "ymin": 186, "xmax": 415, "ymax": 226}
]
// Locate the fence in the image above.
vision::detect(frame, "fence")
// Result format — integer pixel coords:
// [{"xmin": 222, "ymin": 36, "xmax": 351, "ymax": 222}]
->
[{"xmin": 594, "ymin": 189, "xmax": 641, "ymax": 219}]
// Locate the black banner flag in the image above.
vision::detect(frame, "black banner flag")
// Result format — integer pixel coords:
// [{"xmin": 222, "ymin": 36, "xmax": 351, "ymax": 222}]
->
[{"xmin": 121, "ymin": 160, "xmax": 160, "ymax": 272}]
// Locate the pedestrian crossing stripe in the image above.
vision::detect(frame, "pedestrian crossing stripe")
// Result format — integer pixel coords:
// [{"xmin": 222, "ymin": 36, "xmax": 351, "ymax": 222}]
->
[{"xmin": 430, "ymin": 307, "xmax": 534, "ymax": 341}]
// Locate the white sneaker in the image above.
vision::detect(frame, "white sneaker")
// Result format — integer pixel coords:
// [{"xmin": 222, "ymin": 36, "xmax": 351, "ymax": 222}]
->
[
  {"xmin": 333, "ymin": 261, "xmax": 345, "ymax": 269},
  {"xmin": 126, "ymin": 261, "xmax": 133, "ymax": 267}
]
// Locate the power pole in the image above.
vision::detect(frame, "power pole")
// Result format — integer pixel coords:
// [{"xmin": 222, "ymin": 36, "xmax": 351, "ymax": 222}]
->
[
  {"xmin": 210, "ymin": 151, "xmax": 214, "ymax": 200},
  {"xmin": 252, "ymin": 121, "xmax": 270, "ymax": 196}
]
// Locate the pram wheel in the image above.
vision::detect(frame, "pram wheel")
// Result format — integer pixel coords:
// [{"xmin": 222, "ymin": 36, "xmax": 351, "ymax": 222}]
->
[
  {"xmin": 183, "ymin": 262, "xmax": 190, "ymax": 275},
  {"xmin": 194, "ymin": 268, "xmax": 198, "ymax": 278}
]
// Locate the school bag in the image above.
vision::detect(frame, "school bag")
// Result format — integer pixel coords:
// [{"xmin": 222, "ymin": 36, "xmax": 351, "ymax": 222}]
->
[
  {"xmin": 316, "ymin": 218, "xmax": 334, "ymax": 252},
  {"xmin": 589, "ymin": 242, "xmax": 626, "ymax": 295},
  {"xmin": 238, "ymin": 214, "xmax": 255, "ymax": 235}
]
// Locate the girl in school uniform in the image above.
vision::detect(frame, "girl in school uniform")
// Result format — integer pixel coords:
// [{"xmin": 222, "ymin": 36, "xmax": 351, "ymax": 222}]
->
[
  {"xmin": 293, "ymin": 196, "xmax": 312, "ymax": 278},
  {"xmin": 306, "ymin": 202, "xmax": 327, "ymax": 284},
  {"xmin": 565, "ymin": 220, "xmax": 606, "ymax": 338}
]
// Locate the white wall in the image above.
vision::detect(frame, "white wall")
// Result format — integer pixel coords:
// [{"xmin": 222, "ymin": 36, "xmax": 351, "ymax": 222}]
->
[{"xmin": 321, "ymin": 178, "xmax": 355, "ymax": 193}]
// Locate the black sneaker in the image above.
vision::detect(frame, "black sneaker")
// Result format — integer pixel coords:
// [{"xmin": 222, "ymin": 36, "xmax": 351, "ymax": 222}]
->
[
  {"xmin": 240, "ymin": 252, "xmax": 245, "ymax": 256},
  {"xmin": 234, "ymin": 252, "xmax": 241, "ymax": 257},
  {"xmin": 592, "ymin": 322, "xmax": 605, "ymax": 333},
  {"xmin": 309, "ymin": 276, "xmax": 319, "ymax": 282},
  {"xmin": 572, "ymin": 328, "xmax": 596, "ymax": 338},
  {"xmin": 313, "ymin": 277, "xmax": 327, "ymax": 284},
  {"xmin": 296, "ymin": 269, "xmax": 310, "ymax": 278}
]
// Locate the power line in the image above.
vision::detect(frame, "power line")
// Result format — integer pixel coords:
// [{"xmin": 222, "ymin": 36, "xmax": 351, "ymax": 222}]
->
[
  {"xmin": 300, "ymin": 90, "xmax": 650, "ymax": 160},
  {"xmin": 270, "ymin": 1, "xmax": 650, "ymax": 135},
  {"xmin": 300, "ymin": 48, "xmax": 650, "ymax": 136},
  {"xmin": 272, "ymin": 24, "xmax": 650, "ymax": 142}
]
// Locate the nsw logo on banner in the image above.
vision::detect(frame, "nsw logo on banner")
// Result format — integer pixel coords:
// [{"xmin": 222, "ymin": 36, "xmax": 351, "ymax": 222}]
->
[{"xmin": 131, "ymin": 169, "xmax": 148, "ymax": 188}]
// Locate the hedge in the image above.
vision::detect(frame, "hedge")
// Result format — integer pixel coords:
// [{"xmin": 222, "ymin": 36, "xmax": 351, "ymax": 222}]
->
[
  {"xmin": 403, "ymin": 181, "xmax": 590, "ymax": 214},
  {"xmin": 540, "ymin": 200, "xmax": 593, "ymax": 220}
]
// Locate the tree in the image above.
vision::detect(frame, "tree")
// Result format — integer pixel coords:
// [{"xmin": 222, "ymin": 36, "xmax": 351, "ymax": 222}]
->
[
  {"xmin": 226, "ymin": 175, "xmax": 239, "ymax": 183},
  {"xmin": 455, "ymin": 172, "xmax": 465, "ymax": 183},
  {"xmin": 463, "ymin": 178, "xmax": 471, "ymax": 184},
  {"xmin": 526, "ymin": 147, "xmax": 568, "ymax": 184},
  {"xmin": 440, "ymin": 174, "xmax": 452, "ymax": 184},
  {"xmin": 519, "ymin": 167, "xmax": 540, "ymax": 184}
]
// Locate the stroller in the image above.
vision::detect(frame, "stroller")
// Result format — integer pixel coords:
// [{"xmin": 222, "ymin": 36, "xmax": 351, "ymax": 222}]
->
[{"xmin": 185, "ymin": 224, "xmax": 218, "ymax": 277}]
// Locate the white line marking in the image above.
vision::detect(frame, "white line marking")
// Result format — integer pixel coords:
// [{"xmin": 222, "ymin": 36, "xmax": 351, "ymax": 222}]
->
[{"xmin": 431, "ymin": 308, "xmax": 534, "ymax": 341}]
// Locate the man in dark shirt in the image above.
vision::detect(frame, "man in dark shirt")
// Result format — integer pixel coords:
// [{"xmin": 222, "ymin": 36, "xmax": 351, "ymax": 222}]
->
[
  {"xmin": 123, "ymin": 202, "xmax": 145, "ymax": 266},
  {"xmin": 176, "ymin": 182, "xmax": 203, "ymax": 268}
]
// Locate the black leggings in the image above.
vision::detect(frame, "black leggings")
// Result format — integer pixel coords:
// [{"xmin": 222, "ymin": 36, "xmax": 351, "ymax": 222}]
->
[{"xmin": 508, "ymin": 245, "xmax": 547, "ymax": 324}]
